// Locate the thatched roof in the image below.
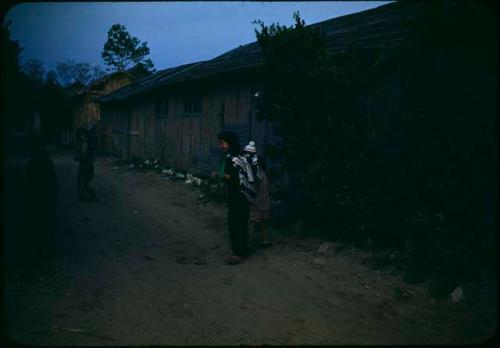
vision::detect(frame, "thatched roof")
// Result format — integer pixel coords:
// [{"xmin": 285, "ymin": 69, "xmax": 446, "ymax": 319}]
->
[
  {"xmin": 73, "ymin": 65, "xmax": 155, "ymax": 99},
  {"xmin": 100, "ymin": 1, "xmax": 434, "ymax": 103},
  {"xmin": 87, "ymin": 70, "xmax": 135, "ymax": 90}
]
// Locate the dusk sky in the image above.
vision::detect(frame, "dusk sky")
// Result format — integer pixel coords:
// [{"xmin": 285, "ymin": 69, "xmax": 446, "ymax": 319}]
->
[{"xmin": 5, "ymin": 1, "xmax": 390, "ymax": 73}]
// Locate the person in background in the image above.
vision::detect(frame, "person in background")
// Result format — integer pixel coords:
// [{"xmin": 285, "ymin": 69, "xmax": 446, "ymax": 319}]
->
[
  {"xmin": 243, "ymin": 141, "xmax": 271, "ymax": 247},
  {"xmin": 75, "ymin": 126, "xmax": 95, "ymax": 201},
  {"xmin": 212, "ymin": 131, "xmax": 252, "ymax": 265}
]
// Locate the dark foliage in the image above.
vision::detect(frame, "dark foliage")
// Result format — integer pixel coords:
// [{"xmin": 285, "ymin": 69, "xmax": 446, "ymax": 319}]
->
[
  {"xmin": 101, "ymin": 23, "xmax": 155, "ymax": 73},
  {"xmin": 254, "ymin": 4, "xmax": 496, "ymax": 286},
  {"xmin": 1, "ymin": 22, "xmax": 74, "ymax": 143},
  {"xmin": 1, "ymin": 21, "xmax": 23, "ymax": 130},
  {"xmin": 55, "ymin": 59, "xmax": 106, "ymax": 86}
]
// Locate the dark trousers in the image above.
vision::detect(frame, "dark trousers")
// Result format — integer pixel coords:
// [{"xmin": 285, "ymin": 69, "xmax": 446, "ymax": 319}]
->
[{"xmin": 228, "ymin": 191, "xmax": 250, "ymax": 257}]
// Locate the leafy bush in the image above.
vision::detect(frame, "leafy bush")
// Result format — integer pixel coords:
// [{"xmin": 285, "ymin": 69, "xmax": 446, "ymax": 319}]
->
[{"xmin": 254, "ymin": 5, "xmax": 496, "ymax": 285}]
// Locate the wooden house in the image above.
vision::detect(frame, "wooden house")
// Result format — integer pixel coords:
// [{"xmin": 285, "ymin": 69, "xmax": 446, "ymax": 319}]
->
[
  {"xmin": 98, "ymin": 1, "xmax": 478, "ymax": 173},
  {"xmin": 71, "ymin": 71, "xmax": 137, "ymax": 130},
  {"xmin": 70, "ymin": 71, "xmax": 137, "ymax": 152},
  {"xmin": 99, "ymin": 58, "xmax": 269, "ymax": 171}
]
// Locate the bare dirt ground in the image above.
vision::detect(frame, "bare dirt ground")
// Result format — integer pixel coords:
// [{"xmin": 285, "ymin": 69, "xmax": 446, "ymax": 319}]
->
[{"xmin": 3, "ymin": 149, "xmax": 496, "ymax": 345}]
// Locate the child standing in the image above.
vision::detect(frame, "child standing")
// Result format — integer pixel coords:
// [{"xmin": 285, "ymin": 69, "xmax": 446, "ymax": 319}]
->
[{"xmin": 243, "ymin": 141, "xmax": 271, "ymax": 247}]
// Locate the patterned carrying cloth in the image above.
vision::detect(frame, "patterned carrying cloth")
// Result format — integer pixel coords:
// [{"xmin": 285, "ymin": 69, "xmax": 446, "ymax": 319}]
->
[
  {"xmin": 230, "ymin": 154, "xmax": 256, "ymax": 202},
  {"xmin": 250, "ymin": 170, "xmax": 270, "ymax": 222}
]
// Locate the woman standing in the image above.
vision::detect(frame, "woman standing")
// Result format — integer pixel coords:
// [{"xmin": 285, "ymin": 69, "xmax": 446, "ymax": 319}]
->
[{"xmin": 213, "ymin": 131, "xmax": 252, "ymax": 265}]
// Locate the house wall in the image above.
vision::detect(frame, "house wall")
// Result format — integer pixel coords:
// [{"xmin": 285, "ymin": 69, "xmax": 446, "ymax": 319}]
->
[
  {"xmin": 166, "ymin": 80, "xmax": 256, "ymax": 171},
  {"xmin": 100, "ymin": 102, "xmax": 130, "ymax": 159},
  {"xmin": 99, "ymin": 71, "xmax": 280, "ymax": 173},
  {"xmin": 124, "ymin": 85, "xmax": 227, "ymax": 170},
  {"xmin": 104, "ymin": 75, "xmax": 257, "ymax": 171},
  {"xmin": 128, "ymin": 102, "xmax": 155, "ymax": 160}
]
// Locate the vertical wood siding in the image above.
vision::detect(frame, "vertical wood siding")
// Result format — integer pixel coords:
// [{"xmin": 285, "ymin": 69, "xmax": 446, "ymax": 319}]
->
[{"xmin": 100, "ymin": 77, "xmax": 266, "ymax": 173}]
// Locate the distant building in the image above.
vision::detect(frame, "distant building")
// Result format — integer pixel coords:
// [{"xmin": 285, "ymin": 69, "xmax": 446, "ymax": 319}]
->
[
  {"xmin": 69, "ymin": 69, "xmax": 154, "ymax": 152},
  {"xmin": 71, "ymin": 71, "xmax": 135, "ymax": 129}
]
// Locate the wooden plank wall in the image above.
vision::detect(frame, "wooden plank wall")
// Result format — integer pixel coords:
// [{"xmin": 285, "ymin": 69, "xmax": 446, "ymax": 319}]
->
[
  {"xmin": 99, "ymin": 77, "xmax": 261, "ymax": 172},
  {"xmin": 162, "ymin": 86, "xmax": 227, "ymax": 171},
  {"xmin": 101, "ymin": 103, "xmax": 128, "ymax": 159},
  {"xmin": 129, "ymin": 103, "xmax": 144, "ymax": 159}
]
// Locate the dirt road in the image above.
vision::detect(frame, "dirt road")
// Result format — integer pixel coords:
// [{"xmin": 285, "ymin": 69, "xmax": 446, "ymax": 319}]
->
[{"xmin": 3, "ymin": 151, "xmax": 495, "ymax": 345}]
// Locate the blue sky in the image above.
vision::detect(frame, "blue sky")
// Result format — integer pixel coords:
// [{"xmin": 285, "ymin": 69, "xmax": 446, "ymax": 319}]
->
[{"xmin": 5, "ymin": 1, "xmax": 390, "ymax": 73}]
